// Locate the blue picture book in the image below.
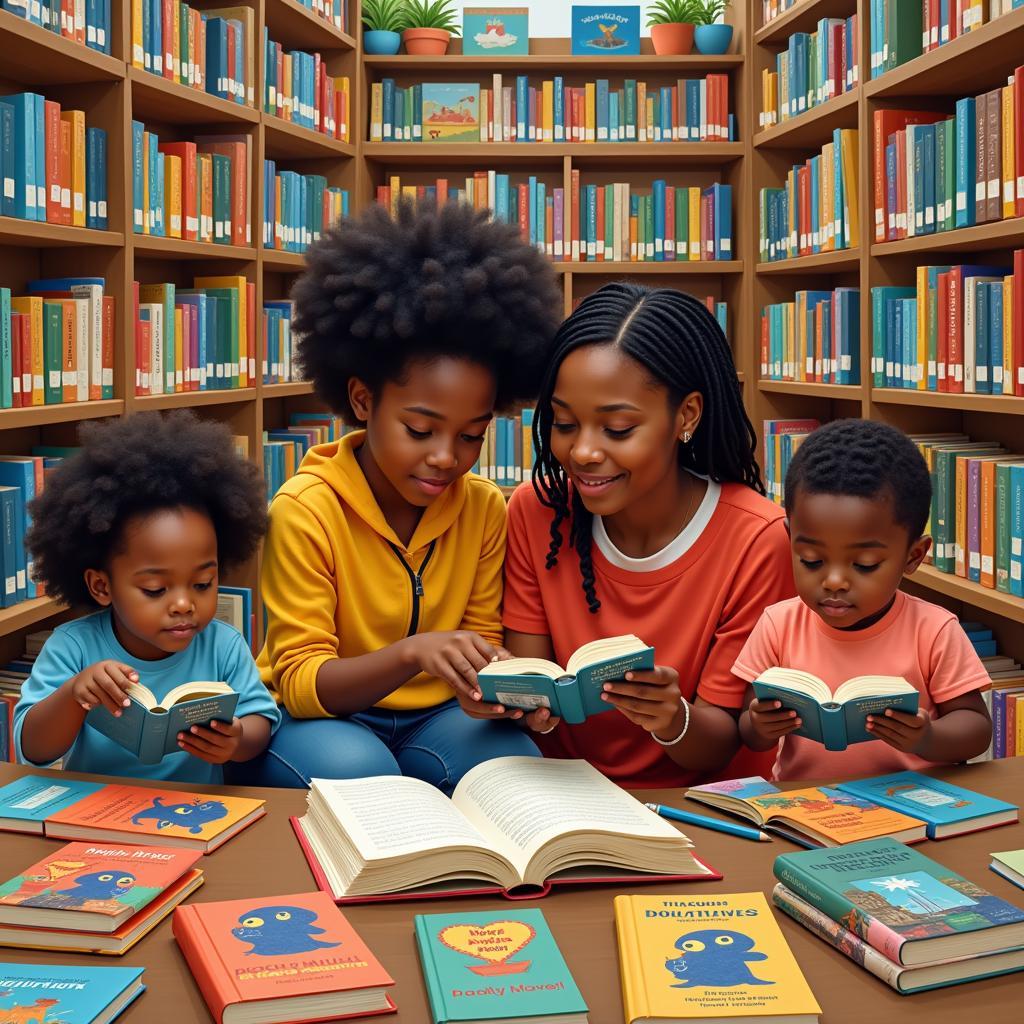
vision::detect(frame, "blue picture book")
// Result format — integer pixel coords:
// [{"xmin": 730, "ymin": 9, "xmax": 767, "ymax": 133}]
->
[
  {"xmin": 0, "ymin": 776, "xmax": 104, "ymax": 834},
  {"xmin": 834, "ymin": 772, "xmax": 1018, "ymax": 839},
  {"xmin": 476, "ymin": 635, "xmax": 654, "ymax": 724},
  {"xmin": 571, "ymin": 5, "xmax": 640, "ymax": 55},
  {"xmin": 751, "ymin": 667, "xmax": 919, "ymax": 751},
  {"xmin": 0, "ymin": 963, "xmax": 144, "ymax": 1022}
]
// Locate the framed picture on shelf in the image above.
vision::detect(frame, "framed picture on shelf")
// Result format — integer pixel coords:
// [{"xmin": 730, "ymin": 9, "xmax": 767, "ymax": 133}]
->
[
  {"xmin": 463, "ymin": 7, "xmax": 530, "ymax": 55},
  {"xmin": 570, "ymin": 5, "xmax": 640, "ymax": 55},
  {"xmin": 422, "ymin": 83, "xmax": 481, "ymax": 142}
]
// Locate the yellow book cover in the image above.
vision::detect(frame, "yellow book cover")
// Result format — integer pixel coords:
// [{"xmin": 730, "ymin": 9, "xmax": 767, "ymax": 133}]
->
[
  {"xmin": 614, "ymin": 892, "xmax": 820, "ymax": 1024},
  {"xmin": 142, "ymin": 131, "xmax": 151, "ymax": 235},
  {"xmin": 402, "ymin": 185, "xmax": 418, "ymax": 203},
  {"xmin": 370, "ymin": 82, "xmax": 383, "ymax": 142},
  {"xmin": 542, "ymin": 80, "xmax": 554, "ymax": 142},
  {"xmin": 388, "ymin": 175, "xmax": 401, "ymax": 217},
  {"xmin": 585, "ymin": 82, "xmax": 596, "ymax": 142},
  {"xmin": 839, "ymin": 128, "xmax": 859, "ymax": 248},
  {"xmin": 61, "ymin": 298, "xmax": 76, "ymax": 403},
  {"xmin": 1003, "ymin": 84, "xmax": 1015, "ymax": 219},
  {"xmin": 174, "ymin": 307, "xmax": 184, "ymax": 393},
  {"xmin": 198, "ymin": 154, "xmax": 213, "ymax": 241},
  {"xmin": 1016, "ymin": 694, "xmax": 1024, "ymax": 756},
  {"xmin": 786, "ymin": 303, "xmax": 795, "ymax": 380},
  {"xmin": 172, "ymin": 0, "xmax": 181, "ymax": 81},
  {"xmin": 11, "ymin": 298, "xmax": 44, "ymax": 406},
  {"xmin": 131, "ymin": 0, "xmax": 144, "ymax": 67},
  {"xmin": 1004, "ymin": 277, "xmax": 1014, "ymax": 389},
  {"xmin": 637, "ymin": 81, "xmax": 647, "ymax": 142},
  {"xmin": 820, "ymin": 142, "xmax": 834, "ymax": 251},
  {"xmin": 194, "ymin": 275, "xmax": 247, "ymax": 389},
  {"xmin": 760, "ymin": 68, "xmax": 770, "ymax": 127},
  {"xmin": 61, "ymin": 110, "xmax": 86, "ymax": 228},
  {"xmin": 166, "ymin": 154, "xmax": 182, "ymax": 239},
  {"xmin": 915, "ymin": 264, "xmax": 929, "ymax": 389},
  {"xmin": 339, "ymin": 75, "xmax": 351, "ymax": 141},
  {"xmin": 688, "ymin": 187, "xmax": 701, "ymax": 260}
]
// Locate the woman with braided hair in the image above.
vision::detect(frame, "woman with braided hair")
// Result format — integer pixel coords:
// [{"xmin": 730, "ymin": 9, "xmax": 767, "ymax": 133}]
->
[{"xmin": 502, "ymin": 282, "xmax": 796, "ymax": 787}]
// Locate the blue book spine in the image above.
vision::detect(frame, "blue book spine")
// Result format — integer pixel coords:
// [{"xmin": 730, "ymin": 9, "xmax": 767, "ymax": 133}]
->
[
  {"xmin": 5, "ymin": 96, "xmax": 36, "ymax": 221},
  {"xmin": 609, "ymin": 94, "xmax": 619, "ymax": 142},
  {"xmin": 596, "ymin": 78, "xmax": 609, "ymax": 141},
  {"xmin": 892, "ymin": 299, "xmax": 903, "ymax": 388},
  {"xmin": 412, "ymin": 82, "xmax": 422, "ymax": 141},
  {"xmin": 586, "ymin": 185, "xmax": 597, "ymax": 260},
  {"xmin": 652, "ymin": 179, "xmax": 665, "ymax": 261},
  {"xmin": 86, "ymin": 127, "xmax": 100, "ymax": 229},
  {"xmin": 686, "ymin": 79, "xmax": 700, "ymax": 141},
  {"xmin": 715, "ymin": 183, "xmax": 732, "ymax": 261},
  {"xmin": 85, "ymin": 0, "xmax": 97, "ymax": 49},
  {"xmin": 528, "ymin": 176, "xmax": 538, "ymax": 244},
  {"xmin": 206, "ymin": 19, "xmax": 225, "ymax": 100},
  {"xmin": 553, "ymin": 75, "xmax": 564, "ymax": 141},
  {"xmin": 885, "ymin": 141, "xmax": 897, "ymax": 240},
  {"xmin": 991, "ymin": 277, "xmax": 1005, "ymax": 395},
  {"xmin": 658, "ymin": 85, "xmax": 670, "ymax": 141},
  {"xmin": 381, "ymin": 77, "xmax": 394, "ymax": 140},
  {"xmin": 101, "ymin": 0, "xmax": 111, "ymax": 52},
  {"xmin": 0, "ymin": 488, "xmax": 18, "ymax": 607},
  {"xmin": 832, "ymin": 126, "xmax": 844, "ymax": 248},
  {"xmin": 516, "ymin": 75, "xmax": 528, "ymax": 142},
  {"xmin": 956, "ymin": 97, "xmax": 976, "ymax": 228},
  {"xmin": 1010, "ymin": 466, "xmax": 1024, "ymax": 597},
  {"xmin": 32, "ymin": 93, "xmax": 44, "ymax": 222},
  {"xmin": 152, "ymin": 0, "xmax": 162, "ymax": 75},
  {"xmin": 0, "ymin": 103, "xmax": 14, "ymax": 220}
]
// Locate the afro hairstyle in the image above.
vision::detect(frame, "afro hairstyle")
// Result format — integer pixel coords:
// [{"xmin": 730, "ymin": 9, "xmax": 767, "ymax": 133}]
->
[
  {"xmin": 26, "ymin": 410, "xmax": 268, "ymax": 607},
  {"xmin": 783, "ymin": 418, "xmax": 932, "ymax": 540},
  {"xmin": 291, "ymin": 199, "xmax": 563, "ymax": 423}
]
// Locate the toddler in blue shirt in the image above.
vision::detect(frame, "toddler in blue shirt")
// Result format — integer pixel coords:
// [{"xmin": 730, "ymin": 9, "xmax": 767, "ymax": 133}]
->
[{"xmin": 14, "ymin": 411, "xmax": 280, "ymax": 784}]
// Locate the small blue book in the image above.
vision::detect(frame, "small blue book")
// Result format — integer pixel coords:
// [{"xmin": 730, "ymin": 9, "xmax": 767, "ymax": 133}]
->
[
  {"xmin": 752, "ymin": 668, "xmax": 919, "ymax": 751},
  {"xmin": 0, "ymin": 963, "xmax": 144, "ymax": 1023},
  {"xmin": 834, "ymin": 772, "xmax": 1018, "ymax": 839},
  {"xmin": 477, "ymin": 635, "xmax": 654, "ymax": 724},
  {"xmin": 0, "ymin": 776, "xmax": 104, "ymax": 834}
]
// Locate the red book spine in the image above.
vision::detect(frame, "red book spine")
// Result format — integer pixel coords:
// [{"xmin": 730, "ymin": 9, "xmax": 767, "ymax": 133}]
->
[
  {"xmin": 139, "ymin": 320, "xmax": 151, "ymax": 396},
  {"xmin": 596, "ymin": 185, "xmax": 605, "ymax": 261},
  {"xmin": 664, "ymin": 185, "xmax": 675, "ymax": 261},
  {"xmin": 132, "ymin": 280, "xmax": 143, "ymax": 396},
  {"xmin": 896, "ymin": 129, "xmax": 907, "ymax": 239},
  {"xmin": 226, "ymin": 23, "xmax": 236, "ymax": 102},
  {"xmin": 59, "ymin": 119, "xmax": 72, "ymax": 226},
  {"xmin": 44, "ymin": 100, "xmax": 61, "ymax": 224},
  {"xmin": 102, "ymin": 295, "xmax": 114, "ymax": 399},
  {"xmin": 798, "ymin": 164, "xmax": 811, "ymax": 256},
  {"xmin": 571, "ymin": 168, "xmax": 580, "ymax": 261},
  {"xmin": 937, "ymin": 271, "xmax": 950, "ymax": 393},
  {"xmin": 162, "ymin": 0, "xmax": 173, "ymax": 78},
  {"xmin": 313, "ymin": 53, "xmax": 322, "ymax": 132},
  {"xmin": 873, "ymin": 110, "xmax": 887, "ymax": 242},
  {"xmin": 10, "ymin": 315, "xmax": 22, "ymax": 408},
  {"xmin": 948, "ymin": 270, "xmax": 964, "ymax": 393},
  {"xmin": 436, "ymin": 178, "xmax": 448, "ymax": 207}
]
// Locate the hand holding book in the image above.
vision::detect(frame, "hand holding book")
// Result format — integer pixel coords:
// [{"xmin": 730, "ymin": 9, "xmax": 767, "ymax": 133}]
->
[{"xmin": 69, "ymin": 660, "xmax": 139, "ymax": 715}]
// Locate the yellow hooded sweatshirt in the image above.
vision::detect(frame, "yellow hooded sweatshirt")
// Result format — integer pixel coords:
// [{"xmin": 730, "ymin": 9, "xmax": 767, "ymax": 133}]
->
[{"xmin": 256, "ymin": 430, "xmax": 508, "ymax": 717}]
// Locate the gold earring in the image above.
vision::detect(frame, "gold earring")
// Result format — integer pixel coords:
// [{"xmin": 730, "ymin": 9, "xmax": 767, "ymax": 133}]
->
[{"xmin": 682, "ymin": 431, "xmax": 691, "ymax": 444}]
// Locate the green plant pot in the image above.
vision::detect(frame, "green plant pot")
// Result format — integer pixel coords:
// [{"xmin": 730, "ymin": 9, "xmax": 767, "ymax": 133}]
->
[{"xmin": 694, "ymin": 23, "xmax": 733, "ymax": 55}]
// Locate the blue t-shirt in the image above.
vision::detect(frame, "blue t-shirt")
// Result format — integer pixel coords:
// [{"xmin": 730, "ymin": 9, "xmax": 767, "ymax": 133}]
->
[{"xmin": 13, "ymin": 610, "xmax": 281, "ymax": 784}]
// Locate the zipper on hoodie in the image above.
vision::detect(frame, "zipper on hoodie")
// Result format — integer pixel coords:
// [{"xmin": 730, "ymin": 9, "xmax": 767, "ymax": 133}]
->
[{"xmin": 387, "ymin": 539, "xmax": 437, "ymax": 636}]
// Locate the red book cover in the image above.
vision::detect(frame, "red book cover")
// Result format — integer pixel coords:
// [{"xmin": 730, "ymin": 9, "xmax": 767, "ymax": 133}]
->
[
  {"xmin": 132, "ymin": 280, "xmax": 142, "ymax": 396},
  {"xmin": 101, "ymin": 295, "xmax": 114, "ymax": 400},
  {"xmin": 139, "ymin": 319, "xmax": 151, "ymax": 396},
  {"xmin": 436, "ymin": 178, "xmax": 448, "ymax": 205},
  {"xmin": 948, "ymin": 270, "xmax": 964, "ymax": 393},
  {"xmin": 1015, "ymin": 250, "xmax": 1024, "ymax": 396},
  {"xmin": 831, "ymin": 23, "xmax": 844, "ymax": 95},
  {"xmin": 928, "ymin": 0, "xmax": 940, "ymax": 50},
  {"xmin": 10, "ymin": 315, "xmax": 23, "ymax": 409},
  {"xmin": 664, "ymin": 184, "xmax": 675, "ymax": 261},
  {"xmin": 44, "ymin": 100, "xmax": 62, "ymax": 224},
  {"xmin": 158, "ymin": 142, "xmax": 197, "ymax": 242},
  {"xmin": 161, "ymin": 0, "xmax": 173, "ymax": 78},
  {"xmin": 172, "ymin": 891, "xmax": 396, "ymax": 1022},
  {"xmin": 937, "ymin": 270, "xmax": 950, "ymax": 393},
  {"xmin": 873, "ymin": 111, "xmax": 945, "ymax": 242}
]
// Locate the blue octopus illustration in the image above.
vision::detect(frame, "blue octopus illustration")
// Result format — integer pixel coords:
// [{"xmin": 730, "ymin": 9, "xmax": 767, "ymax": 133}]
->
[
  {"xmin": 56, "ymin": 870, "xmax": 136, "ymax": 902},
  {"xmin": 231, "ymin": 905, "xmax": 341, "ymax": 956},
  {"xmin": 664, "ymin": 929, "xmax": 774, "ymax": 988},
  {"xmin": 130, "ymin": 796, "xmax": 228, "ymax": 834}
]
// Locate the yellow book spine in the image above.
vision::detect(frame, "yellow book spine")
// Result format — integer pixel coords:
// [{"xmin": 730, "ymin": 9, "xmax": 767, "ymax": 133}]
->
[
  {"xmin": 637, "ymin": 81, "xmax": 647, "ymax": 141},
  {"xmin": 340, "ymin": 76, "xmax": 351, "ymax": 142},
  {"xmin": 172, "ymin": 0, "xmax": 181, "ymax": 82},
  {"xmin": 688, "ymin": 187, "xmax": 701, "ymax": 260},
  {"xmin": 166, "ymin": 154, "xmax": 182, "ymax": 239},
  {"xmin": 1003, "ymin": 84, "xmax": 1016, "ymax": 219},
  {"xmin": 542, "ymin": 80, "xmax": 554, "ymax": 143},
  {"xmin": 761, "ymin": 67, "xmax": 770, "ymax": 128},
  {"xmin": 142, "ymin": 131, "xmax": 151, "ymax": 235},
  {"xmin": 12, "ymin": 298, "xmax": 44, "ymax": 407},
  {"xmin": 612, "ymin": 896, "xmax": 648, "ymax": 1024},
  {"xmin": 1005, "ymin": 276, "xmax": 1014, "ymax": 392},
  {"xmin": 389, "ymin": 175, "xmax": 400, "ymax": 218},
  {"xmin": 916, "ymin": 264, "xmax": 929, "ymax": 390},
  {"xmin": 131, "ymin": 0, "xmax": 144, "ymax": 67},
  {"xmin": 584, "ymin": 82, "xmax": 596, "ymax": 142},
  {"xmin": 840, "ymin": 128, "xmax": 859, "ymax": 248},
  {"xmin": 62, "ymin": 110, "xmax": 86, "ymax": 228},
  {"xmin": 955, "ymin": 456, "xmax": 969, "ymax": 576},
  {"xmin": 174, "ymin": 307, "xmax": 184, "ymax": 392}
]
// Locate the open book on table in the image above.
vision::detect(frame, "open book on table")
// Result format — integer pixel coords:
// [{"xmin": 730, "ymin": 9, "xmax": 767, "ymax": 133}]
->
[{"xmin": 291, "ymin": 757, "xmax": 719, "ymax": 903}]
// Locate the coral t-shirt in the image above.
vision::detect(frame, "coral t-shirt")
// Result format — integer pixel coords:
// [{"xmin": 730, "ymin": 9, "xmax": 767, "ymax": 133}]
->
[
  {"xmin": 732, "ymin": 592, "xmax": 992, "ymax": 781},
  {"xmin": 502, "ymin": 480, "xmax": 795, "ymax": 788}
]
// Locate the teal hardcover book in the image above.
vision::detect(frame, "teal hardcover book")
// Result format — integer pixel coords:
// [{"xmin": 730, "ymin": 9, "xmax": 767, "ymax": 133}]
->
[
  {"xmin": 0, "ymin": 963, "xmax": 144, "ymax": 1023},
  {"xmin": 414, "ymin": 908, "xmax": 587, "ymax": 1023},
  {"xmin": 834, "ymin": 772, "xmax": 1018, "ymax": 839},
  {"xmin": 774, "ymin": 837, "xmax": 1024, "ymax": 966},
  {"xmin": 477, "ymin": 635, "xmax": 654, "ymax": 724},
  {"xmin": 0, "ymin": 775, "xmax": 104, "ymax": 834}
]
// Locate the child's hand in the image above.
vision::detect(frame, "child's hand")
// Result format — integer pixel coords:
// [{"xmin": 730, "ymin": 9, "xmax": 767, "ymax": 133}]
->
[
  {"xmin": 746, "ymin": 699, "xmax": 803, "ymax": 744},
  {"xmin": 601, "ymin": 665, "xmax": 685, "ymax": 738},
  {"xmin": 177, "ymin": 718, "xmax": 243, "ymax": 764},
  {"xmin": 67, "ymin": 661, "xmax": 138, "ymax": 715},
  {"xmin": 453, "ymin": 688, "xmax": 523, "ymax": 721},
  {"xmin": 404, "ymin": 630, "xmax": 497, "ymax": 701},
  {"xmin": 866, "ymin": 708, "xmax": 931, "ymax": 753},
  {"xmin": 522, "ymin": 708, "xmax": 561, "ymax": 735}
]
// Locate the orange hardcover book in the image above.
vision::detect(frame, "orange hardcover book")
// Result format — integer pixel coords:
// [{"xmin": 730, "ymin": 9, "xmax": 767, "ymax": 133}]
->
[
  {"xmin": 159, "ymin": 142, "xmax": 198, "ymax": 240},
  {"xmin": 195, "ymin": 139, "xmax": 248, "ymax": 247},
  {"xmin": 44, "ymin": 785, "xmax": 265, "ymax": 853},
  {"xmin": 570, "ymin": 168, "xmax": 580, "ymax": 261},
  {"xmin": 44, "ymin": 100, "xmax": 62, "ymax": 224},
  {"xmin": 59, "ymin": 119, "xmax": 72, "ymax": 225},
  {"xmin": 173, "ymin": 891, "xmax": 396, "ymax": 1022},
  {"xmin": 164, "ymin": 153, "xmax": 182, "ymax": 239},
  {"xmin": 61, "ymin": 109, "xmax": 86, "ymax": 228}
]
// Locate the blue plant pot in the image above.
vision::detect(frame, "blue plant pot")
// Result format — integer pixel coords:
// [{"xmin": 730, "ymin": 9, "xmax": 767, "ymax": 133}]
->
[
  {"xmin": 694, "ymin": 23, "xmax": 733, "ymax": 55},
  {"xmin": 364, "ymin": 29, "xmax": 401, "ymax": 55}
]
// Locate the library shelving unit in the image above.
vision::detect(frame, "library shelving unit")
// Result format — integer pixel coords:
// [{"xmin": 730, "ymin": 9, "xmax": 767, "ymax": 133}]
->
[{"xmin": 749, "ymin": 0, "xmax": 1024, "ymax": 662}]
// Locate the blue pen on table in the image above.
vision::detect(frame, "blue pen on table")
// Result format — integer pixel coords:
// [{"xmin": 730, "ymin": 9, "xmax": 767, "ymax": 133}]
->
[{"xmin": 645, "ymin": 802, "xmax": 772, "ymax": 843}]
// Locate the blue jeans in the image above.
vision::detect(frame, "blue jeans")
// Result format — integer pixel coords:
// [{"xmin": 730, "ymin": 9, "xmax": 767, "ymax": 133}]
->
[{"xmin": 228, "ymin": 699, "xmax": 540, "ymax": 793}]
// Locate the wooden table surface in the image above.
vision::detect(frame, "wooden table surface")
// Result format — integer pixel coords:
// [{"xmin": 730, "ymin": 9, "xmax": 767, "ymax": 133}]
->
[{"xmin": 0, "ymin": 759, "xmax": 1021, "ymax": 1023}]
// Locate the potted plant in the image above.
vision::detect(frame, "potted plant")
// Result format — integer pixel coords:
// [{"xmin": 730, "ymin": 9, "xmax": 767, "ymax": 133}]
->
[
  {"xmin": 692, "ymin": 0, "xmax": 733, "ymax": 55},
  {"xmin": 399, "ymin": 0, "xmax": 461, "ymax": 56},
  {"xmin": 646, "ymin": 0, "xmax": 697, "ymax": 56},
  {"xmin": 362, "ymin": 0, "xmax": 405, "ymax": 55}
]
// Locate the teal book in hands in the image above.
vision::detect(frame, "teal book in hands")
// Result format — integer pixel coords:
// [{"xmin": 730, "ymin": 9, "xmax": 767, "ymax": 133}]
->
[
  {"xmin": 86, "ymin": 681, "xmax": 238, "ymax": 765},
  {"xmin": 477, "ymin": 635, "xmax": 654, "ymax": 724},
  {"xmin": 752, "ymin": 668, "xmax": 919, "ymax": 751},
  {"xmin": 414, "ymin": 908, "xmax": 588, "ymax": 1024}
]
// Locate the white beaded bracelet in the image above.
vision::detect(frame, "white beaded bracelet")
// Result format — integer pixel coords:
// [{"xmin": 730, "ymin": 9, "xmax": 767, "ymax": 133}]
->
[
  {"xmin": 651, "ymin": 696, "xmax": 691, "ymax": 747},
  {"xmin": 538, "ymin": 720, "xmax": 558, "ymax": 735}
]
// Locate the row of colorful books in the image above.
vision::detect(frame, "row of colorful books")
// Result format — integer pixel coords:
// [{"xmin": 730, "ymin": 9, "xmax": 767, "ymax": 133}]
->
[
  {"xmin": 759, "ymin": 288, "xmax": 861, "ymax": 385},
  {"xmin": 130, "ymin": 2, "xmax": 254, "ymax": 107},
  {"xmin": 262, "ymin": 300, "xmax": 295, "ymax": 384},
  {"xmin": 870, "ymin": 255, "xmax": 1024, "ymax": 396},
  {"xmin": 873, "ymin": 75, "xmax": 1024, "ymax": 244},
  {"xmin": 263, "ymin": 413, "xmax": 347, "ymax": 501},
  {"xmin": 758, "ymin": 128, "xmax": 860, "ymax": 263},
  {"xmin": 292, "ymin": 0, "xmax": 345, "ymax": 32},
  {"xmin": 0, "ymin": 278, "xmax": 114, "ymax": 410},
  {"xmin": 869, "ymin": 0, "xmax": 1023, "ymax": 79},
  {"xmin": 962, "ymin": 622, "xmax": 1024, "ymax": 759},
  {"xmin": 759, "ymin": 15, "xmax": 860, "ymax": 130},
  {"xmin": 369, "ymin": 75, "xmax": 733, "ymax": 146},
  {"xmin": 763, "ymin": 418, "xmax": 817, "ymax": 505},
  {"xmin": 0, "ymin": 95, "xmax": 107, "ymax": 229},
  {"xmin": 376, "ymin": 174, "xmax": 733, "ymax": 264},
  {"xmin": 132, "ymin": 277, "xmax": 256, "ymax": 396},
  {"xmin": 0, "ymin": 0, "xmax": 111, "ymax": 53},
  {"xmin": 761, "ymin": 0, "xmax": 801, "ymax": 24},
  {"xmin": 261, "ymin": 163, "xmax": 348, "ymax": 254},
  {"xmin": 130, "ymin": 125, "xmax": 250, "ymax": 246},
  {"xmin": 262, "ymin": 30, "xmax": 351, "ymax": 141}
]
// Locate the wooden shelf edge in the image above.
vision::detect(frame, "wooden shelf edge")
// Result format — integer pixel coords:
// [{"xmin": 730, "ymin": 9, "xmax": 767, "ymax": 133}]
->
[
  {"xmin": 262, "ymin": 382, "xmax": 314, "ymax": 398},
  {"xmin": 261, "ymin": 250, "xmax": 308, "ymax": 270},
  {"xmin": 0, "ymin": 400, "xmax": 124, "ymax": 430},
  {"xmin": 361, "ymin": 142, "xmax": 743, "ymax": 162},
  {"xmin": 265, "ymin": 0, "xmax": 355, "ymax": 50},
  {"xmin": 871, "ymin": 218, "xmax": 1024, "ymax": 258},
  {"xmin": 362, "ymin": 53, "xmax": 744, "ymax": 71},
  {"xmin": 756, "ymin": 249, "xmax": 860, "ymax": 274},
  {"xmin": 557, "ymin": 261, "xmax": 743, "ymax": 275},
  {"xmin": 264, "ymin": 115, "xmax": 356, "ymax": 158},
  {"xmin": 0, "ymin": 596, "xmax": 67, "ymax": 635},
  {"xmin": 132, "ymin": 236, "xmax": 257, "ymax": 260},
  {"xmin": 870, "ymin": 388, "xmax": 1024, "ymax": 415},
  {"xmin": 0, "ymin": 9, "xmax": 125, "ymax": 82},
  {"xmin": 910, "ymin": 565, "xmax": 1024, "ymax": 625},
  {"xmin": 759, "ymin": 380, "xmax": 863, "ymax": 399},
  {"xmin": 753, "ymin": 88, "xmax": 859, "ymax": 149},
  {"xmin": 133, "ymin": 389, "xmax": 258, "ymax": 410},
  {"xmin": 0, "ymin": 218, "xmax": 123, "ymax": 249},
  {"xmin": 129, "ymin": 67, "xmax": 260, "ymax": 123}
]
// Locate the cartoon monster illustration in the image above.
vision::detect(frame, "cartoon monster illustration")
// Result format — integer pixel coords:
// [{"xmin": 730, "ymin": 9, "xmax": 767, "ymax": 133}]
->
[
  {"xmin": 56, "ymin": 870, "xmax": 136, "ymax": 902},
  {"xmin": 0, "ymin": 996, "xmax": 60, "ymax": 1024},
  {"xmin": 664, "ymin": 929, "xmax": 774, "ymax": 988},
  {"xmin": 130, "ymin": 796, "xmax": 228, "ymax": 834},
  {"xmin": 231, "ymin": 905, "xmax": 341, "ymax": 956}
]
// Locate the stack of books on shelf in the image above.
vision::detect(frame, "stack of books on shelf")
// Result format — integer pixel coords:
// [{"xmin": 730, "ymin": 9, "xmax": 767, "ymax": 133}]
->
[
  {"xmin": 263, "ymin": 413, "xmax": 347, "ymax": 502},
  {"xmin": 960, "ymin": 621, "xmax": 1024, "ymax": 760},
  {"xmin": 133, "ymin": 277, "xmax": 256, "ymax": 396},
  {"xmin": 758, "ymin": 128, "xmax": 860, "ymax": 262},
  {"xmin": 1, "ymin": 278, "xmax": 115, "ymax": 408},
  {"xmin": 761, "ymin": 0, "xmax": 801, "ymax": 24},
  {"xmin": 262, "ymin": 300, "xmax": 296, "ymax": 384},
  {"xmin": 370, "ymin": 76, "xmax": 733, "ymax": 146},
  {"xmin": 873, "ymin": 71, "xmax": 1024, "ymax": 245},
  {"xmin": 131, "ymin": 127, "xmax": 251, "ymax": 246},
  {"xmin": 871, "ymin": 257, "xmax": 1024, "ymax": 395},
  {"xmin": 131, "ymin": 3, "xmax": 255, "ymax": 107},
  {"xmin": 0, "ymin": 95, "xmax": 107, "ymax": 229},
  {"xmin": 262, "ymin": 163, "xmax": 348, "ymax": 254},
  {"xmin": 262, "ymin": 32, "xmax": 351, "ymax": 142},
  {"xmin": 473, "ymin": 410, "xmax": 533, "ymax": 488},
  {"xmin": 763, "ymin": 418, "xmax": 819, "ymax": 505},
  {"xmin": 760, "ymin": 288, "xmax": 860, "ymax": 384},
  {"xmin": 1, "ymin": 0, "xmax": 111, "ymax": 52},
  {"xmin": 760, "ymin": 16, "xmax": 860, "ymax": 130},
  {"xmin": 292, "ymin": 0, "xmax": 346, "ymax": 33}
]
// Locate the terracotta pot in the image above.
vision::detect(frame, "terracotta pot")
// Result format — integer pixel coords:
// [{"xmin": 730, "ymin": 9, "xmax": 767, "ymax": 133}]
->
[
  {"xmin": 650, "ymin": 21, "xmax": 694, "ymax": 56},
  {"xmin": 402, "ymin": 27, "xmax": 452, "ymax": 56}
]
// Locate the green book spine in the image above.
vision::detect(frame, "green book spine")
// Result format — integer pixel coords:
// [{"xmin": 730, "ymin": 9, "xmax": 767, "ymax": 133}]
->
[
  {"xmin": 42, "ymin": 302, "xmax": 63, "ymax": 405},
  {"xmin": 0, "ymin": 288, "xmax": 11, "ymax": 409},
  {"xmin": 996, "ymin": 462, "xmax": 1013, "ymax": 593},
  {"xmin": 889, "ymin": 0, "xmax": 923, "ymax": 71},
  {"xmin": 944, "ymin": 119, "xmax": 956, "ymax": 232},
  {"xmin": 163, "ymin": 284, "xmax": 176, "ymax": 393},
  {"xmin": 604, "ymin": 184, "xmax": 614, "ymax": 258},
  {"xmin": 213, "ymin": 153, "xmax": 230, "ymax": 244},
  {"xmin": 204, "ymin": 288, "xmax": 239, "ymax": 388},
  {"xmin": 675, "ymin": 186, "xmax": 686, "ymax": 260},
  {"xmin": 413, "ymin": 915, "xmax": 447, "ymax": 1024}
]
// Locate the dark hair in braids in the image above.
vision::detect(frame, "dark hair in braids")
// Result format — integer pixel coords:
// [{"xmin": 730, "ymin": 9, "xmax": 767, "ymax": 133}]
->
[{"xmin": 531, "ymin": 282, "xmax": 763, "ymax": 614}]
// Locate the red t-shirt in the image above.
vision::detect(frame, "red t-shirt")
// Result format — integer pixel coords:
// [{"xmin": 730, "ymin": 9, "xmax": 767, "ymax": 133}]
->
[{"xmin": 503, "ymin": 481, "xmax": 796, "ymax": 787}]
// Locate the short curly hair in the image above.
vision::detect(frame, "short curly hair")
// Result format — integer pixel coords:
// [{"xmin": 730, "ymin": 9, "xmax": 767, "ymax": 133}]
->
[
  {"xmin": 27, "ymin": 411, "xmax": 268, "ymax": 607},
  {"xmin": 784, "ymin": 419, "xmax": 932, "ymax": 539},
  {"xmin": 291, "ymin": 199, "xmax": 563, "ymax": 423}
]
